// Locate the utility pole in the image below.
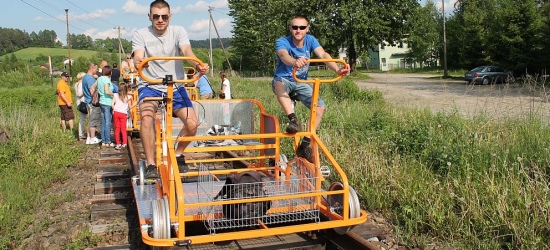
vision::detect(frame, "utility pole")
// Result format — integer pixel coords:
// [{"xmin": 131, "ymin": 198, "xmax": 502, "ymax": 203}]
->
[
  {"xmin": 114, "ymin": 26, "xmax": 124, "ymax": 67},
  {"xmin": 209, "ymin": 6, "xmax": 234, "ymax": 76},
  {"xmin": 208, "ymin": 6, "xmax": 214, "ymax": 77},
  {"xmin": 442, "ymin": 0, "xmax": 448, "ymax": 77},
  {"xmin": 65, "ymin": 9, "xmax": 73, "ymax": 85}
]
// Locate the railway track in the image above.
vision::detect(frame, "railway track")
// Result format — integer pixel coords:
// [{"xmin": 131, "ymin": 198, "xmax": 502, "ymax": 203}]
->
[{"xmin": 88, "ymin": 135, "xmax": 387, "ymax": 250}]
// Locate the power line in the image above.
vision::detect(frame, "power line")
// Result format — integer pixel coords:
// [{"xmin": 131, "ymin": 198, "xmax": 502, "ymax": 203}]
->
[
  {"xmin": 65, "ymin": 0, "xmax": 118, "ymax": 27},
  {"xmin": 20, "ymin": 0, "xmax": 86, "ymax": 33},
  {"xmin": 21, "ymin": 0, "xmax": 64, "ymax": 24}
]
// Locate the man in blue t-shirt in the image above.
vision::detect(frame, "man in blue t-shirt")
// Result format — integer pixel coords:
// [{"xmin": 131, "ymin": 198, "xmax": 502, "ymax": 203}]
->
[
  {"xmin": 187, "ymin": 68, "xmax": 214, "ymax": 99},
  {"xmin": 272, "ymin": 15, "xmax": 349, "ymax": 163},
  {"xmin": 82, "ymin": 63, "xmax": 101, "ymax": 144}
]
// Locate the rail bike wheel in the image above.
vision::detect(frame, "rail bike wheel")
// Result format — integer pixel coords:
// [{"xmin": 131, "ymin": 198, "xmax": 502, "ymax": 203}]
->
[
  {"xmin": 151, "ymin": 196, "xmax": 171, "ymax": 241},
  {"xmin": 327, "ymin": 182, "xmax": 361, "ymax": 235}
]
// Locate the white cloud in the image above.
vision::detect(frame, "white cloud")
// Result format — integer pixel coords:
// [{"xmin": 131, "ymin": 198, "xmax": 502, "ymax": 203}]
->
[
  {"xmin": 122, "ymin": 0, "xmax": 148, "ymax": 14},
  {"xmin": 435, "ymin": 0, "xmax": 457, "ymax": 12},
  {"xmin": 58, "ymin": 9, "xmax": 116, "ymax": 21},
  {"xmin": 184, "ymin": 0, "xmax": 228, "ymax": 12},
  {"xmin": 186, "ymin": 17, "xmax": 232, "ymax": 39},
  {"xmin": 123, "ymin": 0, "xmax": 181, "ymax": 14}
]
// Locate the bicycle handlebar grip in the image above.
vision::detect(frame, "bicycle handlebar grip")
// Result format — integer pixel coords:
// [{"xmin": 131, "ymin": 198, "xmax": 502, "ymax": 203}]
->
[
  {"xmin": 292, "ymin": 58, "xmax": 348, "ymax": 84},
  {"xmin": 137, "ymin": 56, "xmax": 205, "ymax": 84}
]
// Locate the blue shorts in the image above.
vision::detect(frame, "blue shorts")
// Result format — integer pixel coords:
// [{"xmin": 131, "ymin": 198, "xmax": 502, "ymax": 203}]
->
[
  {"xmin": 138, "ymin": 86, "xmax": 193, "ymax": 110},
  {"xmin": 271, "ymin": 77, "xmax": 325, "ymax": 109}
]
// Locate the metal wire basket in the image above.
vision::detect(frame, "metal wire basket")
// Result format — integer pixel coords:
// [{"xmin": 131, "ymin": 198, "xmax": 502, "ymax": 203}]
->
[{"xmin": 193, "ymin": 159, "xmax": 320, "ymax": 234}]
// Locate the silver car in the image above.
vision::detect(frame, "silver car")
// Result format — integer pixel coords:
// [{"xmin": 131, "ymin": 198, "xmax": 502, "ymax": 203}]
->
[{"xmin": 464, "ymin": 66, "xmax": 514, "ymax": 85}]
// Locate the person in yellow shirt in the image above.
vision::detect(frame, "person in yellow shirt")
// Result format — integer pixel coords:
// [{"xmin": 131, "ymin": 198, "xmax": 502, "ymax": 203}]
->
[{"xmin": 57, "ymin": 72, "xmax": 75, "ymax": 132}]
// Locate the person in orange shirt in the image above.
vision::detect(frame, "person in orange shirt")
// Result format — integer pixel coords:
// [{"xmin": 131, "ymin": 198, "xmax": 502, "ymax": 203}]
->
[{"xmin": 57, "ymin": 72, "xmax": 75, "ymax": 132}]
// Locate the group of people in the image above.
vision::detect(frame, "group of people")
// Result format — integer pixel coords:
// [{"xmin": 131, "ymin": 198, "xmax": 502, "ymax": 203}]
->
[
  {"xmin": 57, "ymin": 60, "xmax": 135, "ymax": 150},
  {"xmin": 58, "ymin": 0, "xmax": 347, "ymax": 180}
]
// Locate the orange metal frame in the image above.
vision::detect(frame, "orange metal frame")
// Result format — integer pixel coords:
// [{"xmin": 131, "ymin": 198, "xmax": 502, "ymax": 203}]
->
[{"xmin": 132, "ymin": 57, "xmax": 367, "ymax": 247}]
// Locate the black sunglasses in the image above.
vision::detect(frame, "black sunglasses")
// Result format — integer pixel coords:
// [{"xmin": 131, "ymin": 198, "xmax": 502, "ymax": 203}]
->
[
  {"xmin": 291, "ymin": 25, "xmax": 307, "ymax": 30},
  {"xmin": 152, "ymin": 14, "xmax": 169, "ymax": 21}
]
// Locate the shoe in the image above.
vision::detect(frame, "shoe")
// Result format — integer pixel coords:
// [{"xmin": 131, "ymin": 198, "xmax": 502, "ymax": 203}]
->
[
  {"xmin": 176, "ymin": 155, "xmax": 189, "ymax": 173},
  {"xmin": 296, "ymin": 141, "xmax": 314, "ymax": 163},
  {"xmin": 86, "ymin": 138, "xmax": 91, "ymax": 144},
  {"xmin": 89, "ymin": 137, "xmax": 100, "ymax": 144},
  {"xmin": 286, "ymin": 118, "xmax": 300, "ymax": 134},
  {"xmin": 114, "ymin": 144, "xmax": 122, "ymax": 150},
  {"xmin": 121, "ymin": 144, "xmax": 127, "ymax": 148},
  {"xmin": 144, "ymin": 164, "xmax": 158, "ymax": 179}
]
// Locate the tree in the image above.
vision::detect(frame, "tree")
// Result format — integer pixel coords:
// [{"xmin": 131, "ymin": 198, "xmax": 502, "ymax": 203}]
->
[
  {"xmin": 71, "ymin": 34, "xmax": 93, "ymax": 50},
  {"xmin": 36, "ymin": 30, "xmax": 57, "ymax": 48},
  {"xmin": 228, "ymin": 0, "xmax": 418, "ymax": 72},
  {"xmin": 228, "ymin": 0, "xmax": 293, "ymax": 72},
  {"xmin": 450, "ymin": 0, "xmax": 497, "ymax": 69},
  {"xmin": 0, "ymin": 28, "xmax": 31, "ymax": 55},
  {"xmin": 405, "ymin": 1, "xmax": 440, "ymax": 68},
  {"xmin": 539, "ymin": 1, "xmax": 550, "ymax": 72},
  {"xmin": 487, "ymin": 0, "xmax": 544, "ymax": 74}
]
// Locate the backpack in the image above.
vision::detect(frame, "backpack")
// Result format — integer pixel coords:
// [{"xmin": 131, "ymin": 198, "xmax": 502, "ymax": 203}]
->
[{"xmin": 215, "ymin": 171, "xmax": 271, "ymax": 220}]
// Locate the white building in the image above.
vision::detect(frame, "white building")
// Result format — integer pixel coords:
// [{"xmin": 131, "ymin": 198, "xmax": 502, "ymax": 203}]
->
[{"xmin": 367, "ymin": 41, "xmax": 412, "ymax": 71}]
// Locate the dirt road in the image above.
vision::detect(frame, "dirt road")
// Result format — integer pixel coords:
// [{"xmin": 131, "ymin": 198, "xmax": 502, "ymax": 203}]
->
[{"xmin": 355, "ymin": 73, "xmax": 550, "ymax": 122}]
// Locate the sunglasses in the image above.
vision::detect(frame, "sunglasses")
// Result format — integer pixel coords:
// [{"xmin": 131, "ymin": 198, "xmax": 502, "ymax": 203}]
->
[
  {"xmin": 152, "ymin": 14, "xmax": 169, "ymax": 21},
  {"xmin": 126, "ymin": 58, "xmax": 130, "ymax": 59},
  {"xmin": 291, "ymin": 25, "xmax": 307, "ymax": 30}
]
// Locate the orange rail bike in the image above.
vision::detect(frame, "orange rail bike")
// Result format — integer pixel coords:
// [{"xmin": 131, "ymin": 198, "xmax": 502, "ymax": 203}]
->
[{"xmin": 130, "ymin": 56, "xmax": 367, "ymax": 248}]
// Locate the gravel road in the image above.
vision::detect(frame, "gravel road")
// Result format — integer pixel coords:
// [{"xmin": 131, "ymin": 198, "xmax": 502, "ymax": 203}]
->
[{"xmin": 355, "ymin": 73, "xmax": 550, "ymax": 122}]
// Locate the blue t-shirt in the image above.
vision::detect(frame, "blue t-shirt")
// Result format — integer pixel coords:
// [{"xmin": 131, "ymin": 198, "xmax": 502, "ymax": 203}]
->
[
  {"xmin": 196, "ymin": 74, "xmax": 213, "ymax": 96},
  {"xmin": 82, "ymin": 74, "xmax": 96, "ymax": 104},
  {"xmin": 274, "ymin": 34, "xmax": 321, "ymax": 81}
]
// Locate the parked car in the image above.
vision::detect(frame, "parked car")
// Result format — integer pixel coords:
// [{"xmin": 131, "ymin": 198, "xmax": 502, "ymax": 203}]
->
[{"xmin": 464, "ymin": 66, "xmax": 514, "ymax": 85}]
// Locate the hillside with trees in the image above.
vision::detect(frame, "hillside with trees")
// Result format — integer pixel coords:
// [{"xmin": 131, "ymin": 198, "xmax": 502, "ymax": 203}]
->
[{"xmin": 0, "ymin": 27, "xmax": 231, "ymax": 58}]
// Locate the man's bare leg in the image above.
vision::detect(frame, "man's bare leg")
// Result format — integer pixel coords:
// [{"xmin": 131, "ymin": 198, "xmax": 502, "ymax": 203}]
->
[
  {"xmin": 173, "ymin": 107, "xmax": 198, "ymax": 155},
  {"xmin": 139, "ymin": 101, "xmax": 158, "ymax": 166},
  {"xmin": 273, "ymin": 80, "xmax": 294, "ymax": 115}
]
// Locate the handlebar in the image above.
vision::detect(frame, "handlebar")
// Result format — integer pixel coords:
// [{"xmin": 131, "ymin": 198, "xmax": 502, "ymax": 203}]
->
[
  {"xmin": 292, "ymin": 58, "xmax": 349, "ymax": 84},
  {"xmin": 137, "ymin": 56, "xmax": 205, "ymax": 84}
]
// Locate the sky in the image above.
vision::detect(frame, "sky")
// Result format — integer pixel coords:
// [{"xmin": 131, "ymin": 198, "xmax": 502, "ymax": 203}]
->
[
  {"xmin": 3, "ymin": 0, "xmax": 456, "ymax": 47},
  {"xmin": 419, "ymin": 0, "xmax": 457, "ymax": 12},
  {"xmin": 4, "ymin": 0, "xmax": 232, "ymax": 45}
]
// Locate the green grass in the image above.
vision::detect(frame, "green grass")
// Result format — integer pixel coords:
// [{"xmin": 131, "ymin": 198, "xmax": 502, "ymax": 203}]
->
[
  {"xmin": 2, "ymin": 62, "xmax": 550, "ymax": 249},
  {"xmin": 0, "ymin": 85, "xmax": 83, "ymax": 248},
  {"xmin": 234, "ymin": 75, "xmax": 550, "ymax": 249},
  {"xmin": 11, "ymin": 47, "xmax": 98, "ymax": 61}
]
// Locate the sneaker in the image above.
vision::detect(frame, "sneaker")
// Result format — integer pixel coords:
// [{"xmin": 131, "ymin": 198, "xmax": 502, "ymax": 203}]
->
[
  {"xmin": 286, "ymin": 118, "xmax": 300, "ymax": 134},
  {"xmin": 144, "ymin": 164, "xmax": 158, "ymax": 179},
  {"xmin": 114, "ymin": 144, "xmax": 122, "ymax": 150},
  {"xmin": 89, "ymin": 137, "xmax": 100, "ymax": 144},
  {"xmin": 176, "ymin": 155, "xmax": 189, "ymax": 173},
  {"xmin": 121, "ymin": 144, "xmax": 127, "ymax": 148},
  {"xmin": 86, "ymin": 138, "xmax": 91, "ymax": 145},
  {"xmin": 296, "ymin": 141, "xmax": 314, "ymax": 163}
]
